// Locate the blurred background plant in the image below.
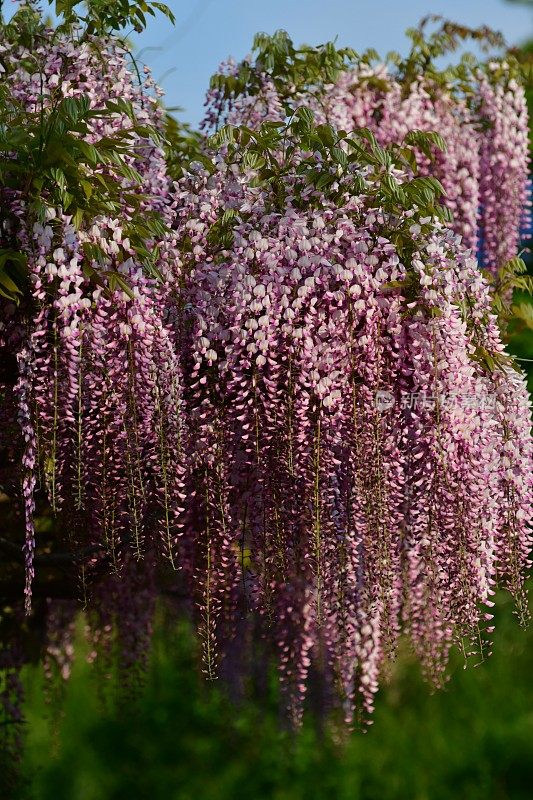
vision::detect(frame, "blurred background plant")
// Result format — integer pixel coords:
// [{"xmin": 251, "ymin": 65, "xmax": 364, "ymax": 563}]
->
[{"xmin": 8, "ymin": 582, "xmax": 533, "ymax": 800}]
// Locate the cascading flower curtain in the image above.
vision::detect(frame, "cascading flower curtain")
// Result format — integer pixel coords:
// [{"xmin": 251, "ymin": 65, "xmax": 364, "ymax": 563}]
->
[
  {"xmin": 0, "ymin": 10, "xmax": 531, "ymax": 744},
  {"xmin": 174, "ymin": 149, "xmax": 532, "ymax": 721}
]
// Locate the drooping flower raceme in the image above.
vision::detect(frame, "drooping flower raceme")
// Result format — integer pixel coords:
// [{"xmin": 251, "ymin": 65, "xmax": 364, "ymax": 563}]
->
[
  {"xmin": 326, "ymin": 62, "xmax": 531, "ymax": 273},
  {"xmin": 1, "ymin": 32, "xmax": 186, "ymax": 614}
]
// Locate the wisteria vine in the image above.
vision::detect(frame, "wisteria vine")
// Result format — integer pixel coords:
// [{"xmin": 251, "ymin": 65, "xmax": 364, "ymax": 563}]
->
[{"xmin": 0, "ymin": 5, "xmax": 531, "ymax": 746}]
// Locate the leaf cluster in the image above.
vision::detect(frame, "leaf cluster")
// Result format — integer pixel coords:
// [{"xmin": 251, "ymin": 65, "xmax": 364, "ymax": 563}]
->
[
  {"xmin": 401, "ymin": 16, "xmax": 505, "ymax": 75},
  {"xmin": 484, "ymin": 256, "xmax": 533, "ymax": 332},
  {"xmin": 206, "ymin": 110, "xmax": 450, "ymax": 252},
  {"xmin": 0, "ymin": 248, "xmax": 28, "ymax": 302},
  {"xmin": 209, "ymin": 30, "xmax": 358, "ymax": 117},
  {"xmin": 54, "ymin": 0, "xmax": 175, "ymax": 36},
  {"xmin": 0, "ymin": 5, "xmax": 176, "ymax": 300},
  {"xmin": 207, "ymin": 19, "xmax": 518, "ymax": 130}
]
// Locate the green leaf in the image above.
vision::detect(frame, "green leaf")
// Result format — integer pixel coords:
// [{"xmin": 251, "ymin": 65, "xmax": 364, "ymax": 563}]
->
[
  {"xmin": 331, "ymin": 147, "xmax": 348, "ymax": 167},
  {"xmin": 511, "ymin": 302, "xmax": 533, "ymax": 330},
  {"xmin": 0, "ymin": 268, "xmax": 23, "ymax": 297},
  {"xmin": 106, "ymin": 271, "xmax": 134, "ymax": 299},
  {"xmin": 404, "ymin": 129, "xmax": 448, "ymax": 155},
  {"xmin": 242, "ymin": 151, "xmax": 266, "ymax": 171},
  {"xmin": 209, "ymin": 125, "xmax": 236, "ymax": 149},
  {"xmin": 80, "ymin": 180, "xmax": 93, "ymax": 199},
  {"xmin": 293, "ymin": 106, "xmax": 315, "ymax": 130}
]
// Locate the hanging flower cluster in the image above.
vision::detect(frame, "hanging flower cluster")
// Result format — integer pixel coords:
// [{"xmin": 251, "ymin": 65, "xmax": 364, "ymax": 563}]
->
[
  {"xmin": 204, "ymin": 28, "xmax": 531, "ymax": 273},
  {"xmin": 0, "ymin": 27, "xmax": 186, "ymax": 616},
  {"xmin": 173, "ymin": 140, "xmax": 532, "ymax": 721},
  {"xmin": 0, "ymin": 12, "xmax": 531, "ymax": 735},
  {"xmin": 326, "ymin": 62, "xmax": 530, "ymax": 272}
]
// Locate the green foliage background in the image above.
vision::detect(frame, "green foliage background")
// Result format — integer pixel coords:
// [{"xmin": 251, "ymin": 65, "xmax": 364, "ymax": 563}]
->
[{"xmin": 10, "ymin": 584, "xmax": 533, "ymax": 800}]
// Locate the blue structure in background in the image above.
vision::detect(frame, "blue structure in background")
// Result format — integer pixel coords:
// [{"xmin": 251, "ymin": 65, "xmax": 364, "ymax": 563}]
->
[{"xmin": 477, "ymin": 178, "xmax": 533, "ymax": 269}]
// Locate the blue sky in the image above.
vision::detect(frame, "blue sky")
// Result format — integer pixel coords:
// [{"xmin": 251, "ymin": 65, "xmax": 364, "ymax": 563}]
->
[
  {"xmin": 133, "ymin": 0, "xmax": 533, "ymax": 126},
  {"xmin": 39, "ymin": 1, "xmax": 533, "ymax": 125}
]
